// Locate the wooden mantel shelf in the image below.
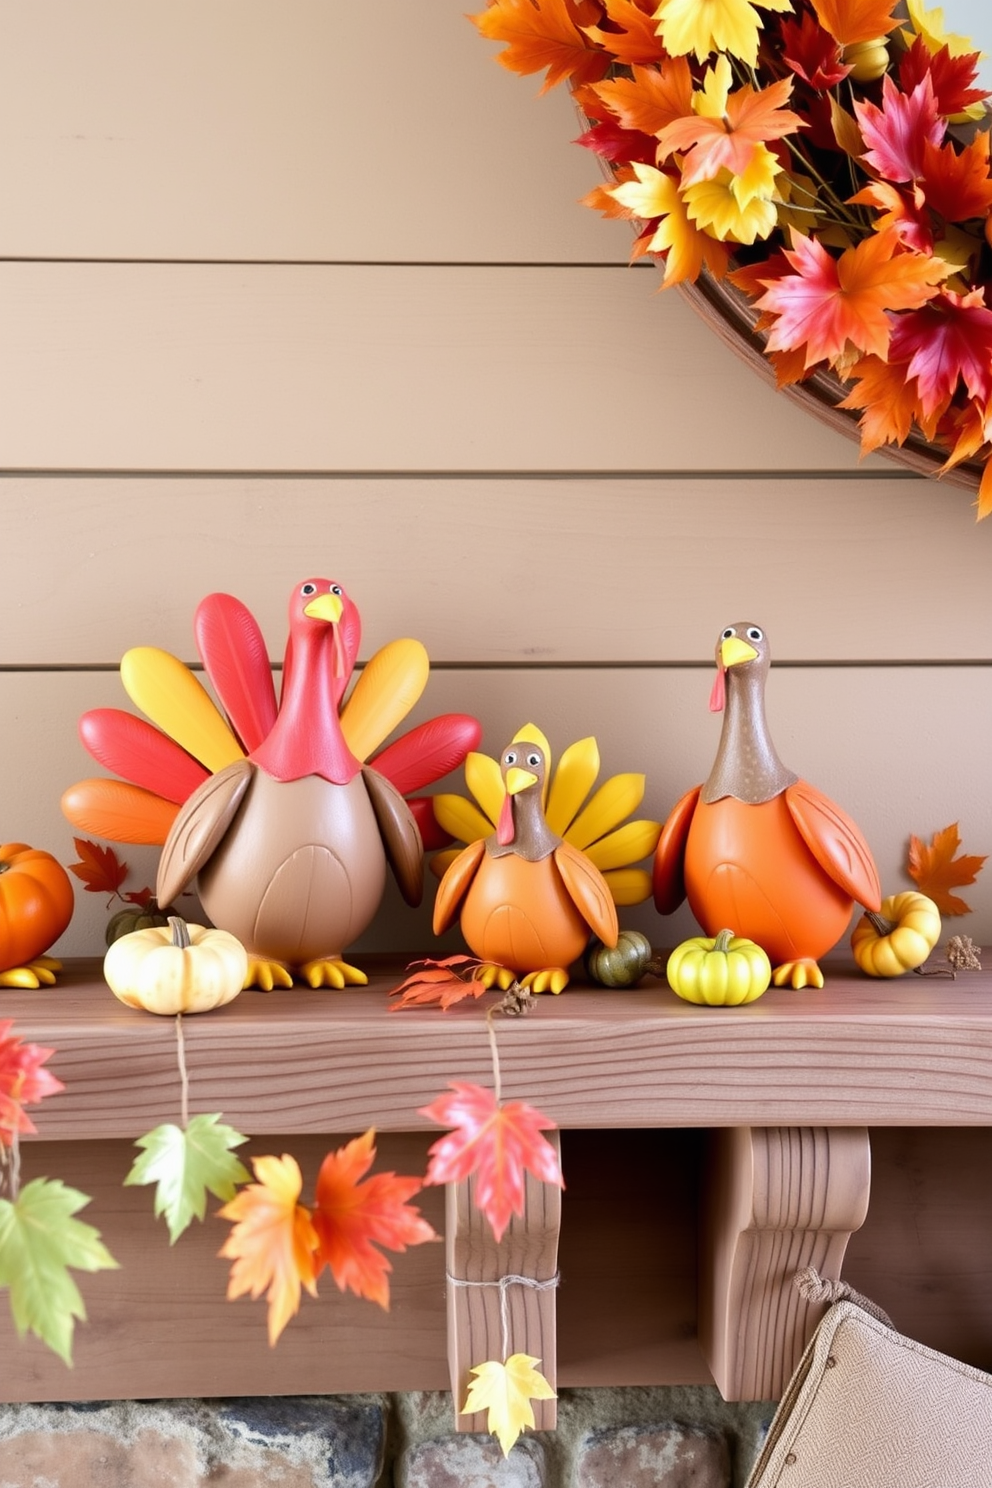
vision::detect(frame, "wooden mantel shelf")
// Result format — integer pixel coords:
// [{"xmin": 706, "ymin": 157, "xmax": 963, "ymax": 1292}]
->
[
  {"xmin": 5, "ymin": 957, "xmax": 992, "ymax": 1139},
  {"xmin": 2, "ymin": 956, "xmax": 990, "ymax": 1407}
]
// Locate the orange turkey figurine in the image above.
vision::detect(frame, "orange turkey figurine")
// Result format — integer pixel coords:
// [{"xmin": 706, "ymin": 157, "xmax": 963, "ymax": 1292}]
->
[
  {"xmin": 652, "ymin": 622, "xmax": 881, "ymax": 989},
  {"xmin": 433, "ymin": 726, "xmax": 619, "ymax": 993}
]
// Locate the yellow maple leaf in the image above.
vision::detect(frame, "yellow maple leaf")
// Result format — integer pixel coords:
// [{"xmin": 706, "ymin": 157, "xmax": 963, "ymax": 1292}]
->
[{"xmin": 461, "ymin": 1354, "xmax": 557, "ymax": 1456}]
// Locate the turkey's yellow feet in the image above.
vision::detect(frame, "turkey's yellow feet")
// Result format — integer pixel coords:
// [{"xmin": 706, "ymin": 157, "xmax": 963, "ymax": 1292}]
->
[
  {"xmin": 0, "ymin": 956, "xmax": 62, "ymax": 989},
  {"xmin": 772, "ymin": 958, "xmax": 824, "ymax": 990},
  {"xmin": 476, "ymin": 962, "xmax": 519, "ymax": 991},
  {"xmin": 521, "ymin": 966, "xmax": 570, "ymax": 995},
  {"xmin": 301, "ymin": 957, "xmax": 369, "ymax": 989},
  {"xmin": 244, "ymin": 958, "xmax": 294, "ymax": 992}
]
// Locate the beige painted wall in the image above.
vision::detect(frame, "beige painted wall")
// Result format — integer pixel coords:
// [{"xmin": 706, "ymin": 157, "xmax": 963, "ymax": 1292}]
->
[{"xmin": 2, "ymin": 0, "xmax": 990, "ymax": 960}]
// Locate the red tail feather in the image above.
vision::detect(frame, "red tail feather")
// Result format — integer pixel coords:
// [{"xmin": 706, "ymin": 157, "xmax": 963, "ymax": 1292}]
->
[
  {"xmin": 79, "ymin": 709, "xmax": 210, "ymax": 805},
  {"xmin": 370, "ymin": 714, "xmax": 482, "ymax": 795},
  {"xmin": 194, "ymin": 592, "xmax": 278, "ymax": 753}
]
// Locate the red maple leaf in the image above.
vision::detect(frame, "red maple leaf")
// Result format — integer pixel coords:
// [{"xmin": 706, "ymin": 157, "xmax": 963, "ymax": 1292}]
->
[
  {"xmin": 854, "ymin": 74, "xmax": 944, "ymax": 183},
  {"xmin": 574, "ymin": 118, "xmax": 659, "ymax": 167},
  {"xmin": 887, "ymin": 290, "xmax": 992, "ymax": 419},
  {"xmin": 0, "ymin": 1020, "xmax": 64, "ymax": 1144},
  {"xmin": 311, "ymin": 1129, "xmax": 437, "ymax": 1309},
  {"xmin": 658, "ymin": 74, "xmax": 803, "ymax": 187},
  {"xmin": 899, "ymin": 36, "xmax": 989, "ymax": 119},
  {"xmin": 756, "ymin": 227, "xmax": 945, "ymax": 367},
  {"xmin": 421, "ymin": 1083, "xmax": 563, "ymax": 1243},
  {"xmin": 780, "ymin": 11, "xmax": 851, "ymax": 89},
  {"xmin": 919, "ymin": 133, "xmax": 992, "ymax": 225},
  {"xmin": 389, "ymin": 955, "xmax": 492, "ymax": 1011},
  {"xmin": 67, "ymin": 837, "xmax": 128, "ymax": 898},
  {"xmin": 471, "ymin": 0, "xmax": 610, "ymax": 93}
]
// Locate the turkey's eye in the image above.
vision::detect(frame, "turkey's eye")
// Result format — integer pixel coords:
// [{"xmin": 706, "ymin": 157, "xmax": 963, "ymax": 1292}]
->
[
  {"xmin": 746, "ymin": 626, "xmax": 764, "ymax": 642},
  {"xmin": 301, "ymin": 582, "xmax": 317, "ymax": 596},
  {"xmin": 330, "ymin": 584, "xmax": 342, "ymax": 596},
  {"xmin": 526, "ymin": 752, "xmax": 541, "ymax": 767},
  {"xmin": 721, "ymin": 627, "xmax": 735, "ymax": 641},
  {"xmin": 504, "ymin": 751, "xmax": 517, "ymax": 767}
]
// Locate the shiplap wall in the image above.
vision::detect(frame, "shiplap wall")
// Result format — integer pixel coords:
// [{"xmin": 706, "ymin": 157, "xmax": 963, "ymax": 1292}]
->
[{"xmin": 2, "ymin": 0, "xmax": 990, "ymax": 960}]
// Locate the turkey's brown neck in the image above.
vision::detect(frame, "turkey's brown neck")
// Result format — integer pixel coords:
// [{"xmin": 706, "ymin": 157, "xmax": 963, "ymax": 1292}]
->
[
  {"xmin": 702, "ymin": 662, "xmax": 798, "ymax": 805},
  {"xmin": 251, "ymin": 624, "xmax": 360, "ymax": 785},
  {"xmin": 489, "ymin": 787, "xmax": 560, "ymax": 862}
]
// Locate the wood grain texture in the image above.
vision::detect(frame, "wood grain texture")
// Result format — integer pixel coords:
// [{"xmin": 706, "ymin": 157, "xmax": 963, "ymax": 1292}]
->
[
  {"xmin": 0, "ymin": 262, "xmax": 890, "ymax": 474},
  {"xmin": 447, "ymin": 1133, "xmax": 561, "ymax": 1432},
  {"xmin": 700, "ymin": 1127, "xmax": 871, "ymax": 1401},
  {"xmin": 0, "ymin": 0, "xmax": 628, "ymax": 265},
  {"xmin": 0, "ymin": 1128, "xmax": 712, "ymax": 1403},
  {"xmin": 3, "ymin": 476, "xmax": 987, "ymax": 666},
  {"xmin": 7, "ymin": 961, "xmax": 992, "ymax": 1139}
]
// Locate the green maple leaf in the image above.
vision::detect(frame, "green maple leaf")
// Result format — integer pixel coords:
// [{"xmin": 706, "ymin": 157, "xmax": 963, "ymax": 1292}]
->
[
  {"xmin": 0, "ymin": 1177, "xmax": 119, "ymax": 1365},
  {"xmin": 125, "ymin": 1113, "xmax": 250, "ymax": 1243}
]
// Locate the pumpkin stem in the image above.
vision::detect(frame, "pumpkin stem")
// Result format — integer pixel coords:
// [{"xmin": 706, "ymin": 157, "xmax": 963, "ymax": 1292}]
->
[
  {"xmin": 645, "ymin": 956, "xmax": 668, "ymax": 979},
  {"xmin": 912, "ymin": 962, "xmax": 955, "ymax": 979},
  {"xmin": 168, "ymin": 916, "xmax": 192, "ymax": 951},
  {"xmin": 864, "ymin": 910, "xmax": 897, "ymax": 938},
  {"xmin": 713, "ymin": 928, "xmax": 736, "ymax": 954}
]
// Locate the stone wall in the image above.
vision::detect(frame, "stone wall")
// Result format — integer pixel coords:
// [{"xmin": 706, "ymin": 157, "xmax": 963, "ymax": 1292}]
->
[{"xmin": 0, "ymin": 1388, "xmax": 772, "ymax": 1488}]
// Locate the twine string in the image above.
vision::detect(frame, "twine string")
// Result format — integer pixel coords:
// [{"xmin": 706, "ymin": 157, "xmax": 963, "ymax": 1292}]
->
[{"xmin": 447, "ymin": 1271, "xmax": 561, "ymax": 1362}]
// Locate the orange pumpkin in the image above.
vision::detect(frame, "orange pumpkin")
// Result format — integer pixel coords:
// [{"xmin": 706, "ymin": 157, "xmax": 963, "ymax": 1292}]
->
[{"xmin": 0, "ymin": 842, "xmax": 74, "ymax": 971}]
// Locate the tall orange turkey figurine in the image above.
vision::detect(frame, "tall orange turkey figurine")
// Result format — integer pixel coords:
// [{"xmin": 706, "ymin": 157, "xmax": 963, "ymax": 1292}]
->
[
  {"xmin": 653, "ymin": 622, "xmax": 881, "ymax": 989},
  {"xmin": 62, "ymin": 579, "xmax": 480, "ymax": 989},
  {"xmin": 433, "ymin": 725, "xmax": 620, "ymax": 994}
]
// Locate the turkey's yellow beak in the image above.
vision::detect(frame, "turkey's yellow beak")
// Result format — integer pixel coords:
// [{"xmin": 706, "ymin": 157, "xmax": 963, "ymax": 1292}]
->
[
  {"xmin": 305, "ymin": 593, "xmax": 343, "ymax": 623},
  {"xmin": 505, "ymin": 766, "xmax": 538, "ymax": 795},
  {"xmin": 720, "ymin": 635, "xmax": 758, "ymax": 668}
]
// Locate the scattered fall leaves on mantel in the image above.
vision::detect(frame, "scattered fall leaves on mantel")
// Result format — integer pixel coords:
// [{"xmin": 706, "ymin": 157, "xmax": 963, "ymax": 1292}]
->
[{"xmin": 907, "ymin": 821, "xmax": 987, "ymax": 915}]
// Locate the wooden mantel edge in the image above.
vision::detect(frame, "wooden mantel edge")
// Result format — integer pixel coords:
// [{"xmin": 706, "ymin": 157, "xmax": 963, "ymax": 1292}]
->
[{"xmin": 7, "ymin": 958, "xmax": 992, "ymax": 1138}]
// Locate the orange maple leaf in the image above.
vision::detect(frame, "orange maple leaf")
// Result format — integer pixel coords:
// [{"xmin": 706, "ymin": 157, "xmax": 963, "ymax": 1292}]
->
[
  {"xmin": 583, "ymin": 0, "xmax": 666, "ymax": 67},
  {"xmin": 218, "ymin": 1153, "xmax": 320, "ymax": 1345},
  {"xmin": 471, "ymin": 0, "xmax": 610, "ymax": 93},
  {"xmin": 756, "ymin": 227, "xmax": 946, "ymax": 368},
  {"xmin": 837, "ymin": 354, "xmax": 922, "ymax": 453},
  {"xmin": 907, "ymin": 822, "xmax": 987, "ymax": 916},
  {"xmin": 67, "ymin": 837, "xmax": 128, "ymax": 898},
  {"xmin": 588, "ymin": 58, "xmax": 693, "ymax": 136},
  {"xmin": 312, "ymin": 1129, "xmax": 438, "ymax": 1309},
  {"xmin": 658, "ymin": 75, "xmax": 803, "ymax": 187},
  {"xmin": 810, "ymin": 0, "xmax": 901, "ymax": 47},
  {"xmin": 421, "ymin": 1083, "xmax": 563, "ymax": 1243},
  {"xmin": 389, "ymin": 955, "xmax": 492, "ymax": 1011}
]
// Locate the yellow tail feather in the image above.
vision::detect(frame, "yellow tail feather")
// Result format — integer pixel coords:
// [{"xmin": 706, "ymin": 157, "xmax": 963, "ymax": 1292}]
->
[
  {"xmin": 545, "ymin": 736, "xmax": 600, "ymax": 836},
  {"xmin": 340, "ymin": 638, "xmax": 429, "ymax": 762},
  {"xmin": 583, "ymin": 819, "xmax": 662, "ymax": 872},
  {"xmin": 564, "ymin": 773, "xmax": 647, "ymax": 851},
  {"xmin": 120, "ymin": 647, "xmax": 244, "ymax": 774}
]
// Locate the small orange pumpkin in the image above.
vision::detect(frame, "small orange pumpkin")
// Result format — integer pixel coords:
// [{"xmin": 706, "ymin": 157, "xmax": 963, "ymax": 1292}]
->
[{"xmin": 0, "ymin": 842, "xmax": 75, "ymax": 972}]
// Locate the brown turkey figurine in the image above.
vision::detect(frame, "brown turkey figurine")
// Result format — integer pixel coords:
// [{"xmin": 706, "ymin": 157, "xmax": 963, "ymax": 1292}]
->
[
  {"xmin": 652, "ymin": 623, "xmax": 882, "ymax": 989},
  {"xmin": 62, "ymin": 579, "xmax": 481, "ymax": 990}
]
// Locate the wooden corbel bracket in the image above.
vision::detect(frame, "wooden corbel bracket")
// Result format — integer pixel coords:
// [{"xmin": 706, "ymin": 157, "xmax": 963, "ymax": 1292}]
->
[{"xmin": 700, "ymin": 1126, "xmax": 872, "ymax": 1401}]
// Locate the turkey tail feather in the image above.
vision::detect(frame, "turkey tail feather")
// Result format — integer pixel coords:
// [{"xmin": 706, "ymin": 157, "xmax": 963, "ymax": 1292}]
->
[
  {"xmin": 370, "ymin": 713, "xmax": 482, "ymax": 795},
  {"xmin": 79, "ymin": 709, "xmax": 210, "ymax": 805},
  {"xmin": 120, "ymin": 646, "xmax": 245, "ymax": 774},
  {"xmin": 194, "ymin": 593, "xmax": 278, "ymax": 753}
]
